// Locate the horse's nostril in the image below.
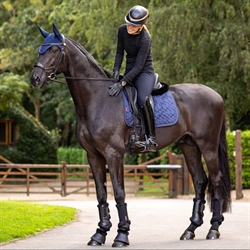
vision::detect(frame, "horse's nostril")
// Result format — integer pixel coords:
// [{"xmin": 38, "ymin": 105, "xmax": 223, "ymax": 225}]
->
[{"xmin": 35, "ymin": 75, "xmax": 40, "ymax": 84}]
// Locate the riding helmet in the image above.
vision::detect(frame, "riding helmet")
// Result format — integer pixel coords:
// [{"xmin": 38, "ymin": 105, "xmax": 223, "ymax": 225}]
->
[{"xmin": 125, "ymin": 5, "xmax": 149, "ymax": 26}]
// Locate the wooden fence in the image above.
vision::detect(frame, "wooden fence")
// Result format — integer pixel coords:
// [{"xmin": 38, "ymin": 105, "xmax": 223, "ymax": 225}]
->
[
  {"xmin": 0, "ymin": 151, "xmax": 191, "ymax": 198},
  {"xmin": 0, "ymin": 129, "xmax": 246, "ymax": 199}
]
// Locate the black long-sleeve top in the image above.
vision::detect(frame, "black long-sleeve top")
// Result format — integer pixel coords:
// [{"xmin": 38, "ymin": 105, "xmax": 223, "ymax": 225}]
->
[{"xmin": 113, "ymin": 24, "xmax": 154, "ymax": 84}]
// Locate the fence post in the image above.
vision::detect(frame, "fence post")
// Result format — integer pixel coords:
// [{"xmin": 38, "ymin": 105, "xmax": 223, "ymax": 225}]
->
[
  {"xmin": 167, "ymin": 152, "xmax": 178, "ymax": 198},
  {"xmin": 86, "ymin": 167, "xmax": 89, "ymax": 196},
  {"xmin": 235, "ymin": 130, "xmax": 243, "ymax": 199},
  {"xmin": 26, "ymin": 167, "xmax": 30, "ymax": 196},
  {"xmin": 181, "ymin": 157, "xmax": 189, "ymax": 195},
  {"xmin": 61, "ymin": 161, "xmax": 67, "ymax": 197}
]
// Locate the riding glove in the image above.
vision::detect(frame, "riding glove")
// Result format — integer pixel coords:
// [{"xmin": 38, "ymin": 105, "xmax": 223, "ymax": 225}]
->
[
  {"xmin": 112, "ymin": 69, "xmax": 120, "ymax": 82},
  {"xmin": 108, "ymin": 81, "xmax": 126, "ymax": 96}
]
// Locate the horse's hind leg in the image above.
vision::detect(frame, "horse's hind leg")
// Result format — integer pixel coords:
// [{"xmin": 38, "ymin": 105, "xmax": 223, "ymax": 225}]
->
[
  {"xmin": 178, "ymin": 138, "xmax": 208, "ymax": 240},
  {"xmin": 203, "ymin": 150, "xmax": 229, "ymax": 240},
  {"xmin": 87, "ymin": 153, "xmax": 112, "ymax": 246},
  {"xmin": 203, "ymin": 118, "xmax": 231, "ymax": 240}
]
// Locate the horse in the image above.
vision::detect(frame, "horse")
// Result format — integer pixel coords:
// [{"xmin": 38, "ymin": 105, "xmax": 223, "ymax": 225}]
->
[{"xmin": 30, "ymin": 24, "xmax": 231, "ymax": 247}]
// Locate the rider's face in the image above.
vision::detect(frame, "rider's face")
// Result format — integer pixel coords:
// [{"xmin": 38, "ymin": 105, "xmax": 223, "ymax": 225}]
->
[{"xmin": 126, "ymin": 24, "xmax": 143, "ymax": 34}]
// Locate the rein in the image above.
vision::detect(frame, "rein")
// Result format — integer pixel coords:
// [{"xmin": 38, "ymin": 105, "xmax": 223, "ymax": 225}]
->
[{"xmin": 34, "ymin": 35, "xmax": 115, "ymax": 84}]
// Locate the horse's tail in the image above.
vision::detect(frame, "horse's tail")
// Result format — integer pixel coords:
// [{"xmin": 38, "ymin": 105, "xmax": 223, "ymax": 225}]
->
[{"xmin": 207, "ymin": 116, "xmax": 232, "ymax": 213}]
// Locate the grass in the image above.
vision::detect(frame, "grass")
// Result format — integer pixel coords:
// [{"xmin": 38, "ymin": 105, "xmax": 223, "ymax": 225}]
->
[
  {"xmin": 134, "ymin": 176, "xmax": 170, "ymax": 196},
  {"xmin": 0, "ymin": 201, "xmax": 77, "ymax": 243}
]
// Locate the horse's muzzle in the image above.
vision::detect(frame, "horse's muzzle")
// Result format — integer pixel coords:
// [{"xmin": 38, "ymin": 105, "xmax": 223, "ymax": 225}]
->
[{"xmin": 30, "ymin": 70, "xmax": 47, "ymax": 89}]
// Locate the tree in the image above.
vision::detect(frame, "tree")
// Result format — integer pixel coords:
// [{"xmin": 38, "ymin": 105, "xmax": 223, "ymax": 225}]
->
[
  {"xmin": 1, "ymin": 0, "xmax": 250, "ymax": 148},
  {"xmin": 149, "ymin": 0, "xmax": 250, "ymax": 128},
  {"xmin": 0, "ymin": 73, "xmax": 28, "ymax": 110}
]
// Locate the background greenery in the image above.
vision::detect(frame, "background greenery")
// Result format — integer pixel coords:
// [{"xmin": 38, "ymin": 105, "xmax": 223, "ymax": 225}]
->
[
  {"xmin": 57, "ymin": 147, "xmax": 88, "ymax": 165},
  {"xmin": 226, "ymin": 130, "xmax": 250, "ymax": 189},
  {"xmin": 0, "ymin": 103, "xmax": 58, "ymax": 164},
  {"xmin": 1, "ymin": 0, "xmax": 250, "ymax": 147}
]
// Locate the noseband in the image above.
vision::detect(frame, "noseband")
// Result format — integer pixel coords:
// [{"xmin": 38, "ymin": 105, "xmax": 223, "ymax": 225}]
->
[{"xmin": 34, "ymin": 35, "xmax": 114, "ymax": 84}]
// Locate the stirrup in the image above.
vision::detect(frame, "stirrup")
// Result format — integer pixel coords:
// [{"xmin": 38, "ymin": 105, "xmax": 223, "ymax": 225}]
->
[
  {"xmin": 148, "ymin": 137, "xmax": 158, "ymax": 147},
  {"xmin": 134, "ymin": 136, "xmax": 157, "ymax": 152}
]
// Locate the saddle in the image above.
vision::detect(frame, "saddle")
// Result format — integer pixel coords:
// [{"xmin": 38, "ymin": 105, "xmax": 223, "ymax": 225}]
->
[
  {"xmin": 123, "ymin": 73, "xmax": 169, "ymax": 118},
  {"xmin": 122, "ymin": 73, "xmax": 171, "ymax": 154}
]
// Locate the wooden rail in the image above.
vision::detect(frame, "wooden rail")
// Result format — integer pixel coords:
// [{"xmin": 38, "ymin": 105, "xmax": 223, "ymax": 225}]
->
[{"xmin": 0, "ymin": 151, "xmax": 190, "ymax": 197}]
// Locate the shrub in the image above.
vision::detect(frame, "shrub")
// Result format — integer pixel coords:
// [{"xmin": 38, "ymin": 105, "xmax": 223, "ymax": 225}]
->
[
  {"xmin": 0, "ymin": 104, "xmax": 58, "ymax": 164},
  {"xmin": 57, "ymin": 147, "xmax": 88, "ymax": 164},
  {"xmin": 227, "ymin": 131, "xmax": 250, "ymax": 189}
]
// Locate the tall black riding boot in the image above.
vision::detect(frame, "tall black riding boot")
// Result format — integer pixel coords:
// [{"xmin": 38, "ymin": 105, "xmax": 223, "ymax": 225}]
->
[{"xmin": 135, "ymin": 97, "xmax": 158, "ymax": 152}]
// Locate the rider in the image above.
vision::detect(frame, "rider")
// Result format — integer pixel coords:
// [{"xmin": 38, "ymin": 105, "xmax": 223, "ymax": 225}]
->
[{"xmin": 108, "ymin": 5, "xmax": 158, "ymax": 152}]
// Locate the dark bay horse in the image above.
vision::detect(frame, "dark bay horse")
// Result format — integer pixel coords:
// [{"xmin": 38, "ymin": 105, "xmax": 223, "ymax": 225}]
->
[{"xmin": 30, "ymin": 24, "xmax": 231, "ymax": 247}]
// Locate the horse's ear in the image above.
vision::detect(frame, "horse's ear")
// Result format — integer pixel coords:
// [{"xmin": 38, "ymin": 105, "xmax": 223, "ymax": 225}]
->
[
  {"xmin": 37, "ymin": 25, "xmax": 50, "ymax": 38},
  {"xmin": 53, "ymin": 23, "xmax": 63, "ymax": 40}
]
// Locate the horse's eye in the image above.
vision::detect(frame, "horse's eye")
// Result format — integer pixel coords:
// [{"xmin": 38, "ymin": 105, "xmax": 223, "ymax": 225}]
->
[
  {"xmin": 48, "ymin": 47, "xmax": 58, "ymax": 53},
  {"xmin": 52, "ymin": 48, "xmax": 58, "ymax": 53}
]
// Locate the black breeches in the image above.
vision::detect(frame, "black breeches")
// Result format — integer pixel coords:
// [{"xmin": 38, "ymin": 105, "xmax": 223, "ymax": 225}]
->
[{"xmin": 133, "ymin": 72, "xmax": 156, "ymax": 107}]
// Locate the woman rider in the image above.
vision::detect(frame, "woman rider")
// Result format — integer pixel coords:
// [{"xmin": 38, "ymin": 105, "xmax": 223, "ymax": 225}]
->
[{"xmin": 108, "ymin": 5, "xmax": 158, "ymax": 152}]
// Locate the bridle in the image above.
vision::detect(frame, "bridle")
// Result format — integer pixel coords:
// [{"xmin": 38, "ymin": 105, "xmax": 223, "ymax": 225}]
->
[{"xmin": 34, "ymin": 35, "xmax": 115, "ymax": 84}]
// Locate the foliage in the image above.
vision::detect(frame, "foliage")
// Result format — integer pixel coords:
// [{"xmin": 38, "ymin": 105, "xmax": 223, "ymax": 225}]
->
[
  {"xmin": 57, "ymin": 147, "xmax": 88, "ymax": 164},
  {"xmin": 0, "ymin": 72, "xmax": 29, "ymax": 111},
  {"xmin": 0, "ymin": 201, "xmax": 76, "ymax": 243},
  {"xmin": 226, "ymin": 130, "xmax": 250, "ymax": 189},
  {"xmin": 1, "ymin": 0, "xmax": 250, "ymax": 147},
  {"xmin": 124, "ymin": 154, "xmax": 139, "ymax": 165},
  {"xmin": 149, "ymin": 0, "xmax": 250, "ymax": 128},
  {"xmin": 0, "ymin": 104, "xmax": 58, "ymax": 164}
]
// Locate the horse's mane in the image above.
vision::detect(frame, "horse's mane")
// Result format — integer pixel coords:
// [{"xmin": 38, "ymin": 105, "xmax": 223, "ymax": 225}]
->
[{"xmin": 66, "ymin": 36, "xmax": 112, "ymax": 78}]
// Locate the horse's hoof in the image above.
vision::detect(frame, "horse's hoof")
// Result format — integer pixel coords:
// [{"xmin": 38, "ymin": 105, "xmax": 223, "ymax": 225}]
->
[
  {"xmin": 206, "ymin": 229, "xmax": 220, "ymax": 239},
  {"xmin": 180, "ymin": 230, "xmax": 195, "ymax": 240},
  {"xmin": 87, "ymin": 239, "xmax": 102, "ymax": 246},
  {"xmin": 112, "ymin": 241, "xmax": 128, "ymax": 247},
  {"xmin": 112, "ymin": 231, "xmax": 129, "ymax": 247}
]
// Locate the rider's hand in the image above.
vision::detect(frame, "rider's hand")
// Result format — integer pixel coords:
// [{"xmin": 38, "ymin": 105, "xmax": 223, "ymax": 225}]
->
[
  {"xmin": 112, "ymin": 69, "xmax": 120, "ymax": 82},
  {"xmin": 108, "ymin": 81, "xmax": 126, "ymax": 96}
]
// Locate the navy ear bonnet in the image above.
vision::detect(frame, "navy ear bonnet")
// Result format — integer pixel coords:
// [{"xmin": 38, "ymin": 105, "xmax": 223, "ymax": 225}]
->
[
  {"xmin": 38, "ymin": 34, "xmax": 63, "ymax": 55},
  {"xmin": 38, "ymin": 24, "xmax": 64, "ymax": 55}
]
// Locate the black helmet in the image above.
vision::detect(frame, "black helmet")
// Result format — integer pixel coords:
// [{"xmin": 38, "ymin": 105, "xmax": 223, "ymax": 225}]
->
[{"xmin": 125, "ymin": 5, "xmax": 149, "ymax": 27}]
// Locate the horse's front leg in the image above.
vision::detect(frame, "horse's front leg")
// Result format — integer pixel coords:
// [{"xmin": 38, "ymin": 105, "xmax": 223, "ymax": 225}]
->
[
  {"xmin": 87, "ymin": 153, "xmax": 112, "ymax": 246},
  {"xmin": 107, "ymin": 153, "xmax": 130, "ymax": 247}
]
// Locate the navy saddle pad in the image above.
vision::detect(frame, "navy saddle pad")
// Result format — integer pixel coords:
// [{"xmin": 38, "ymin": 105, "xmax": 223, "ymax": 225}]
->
[{"xmin": 122, "ymin": 90, "xmax": 179, "ymax": 128}]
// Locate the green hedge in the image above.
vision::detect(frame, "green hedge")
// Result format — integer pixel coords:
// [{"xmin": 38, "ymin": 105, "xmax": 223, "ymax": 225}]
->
[
  {"xmin": 57, "ymin": 147, "xmax": 88, "ymax": 164},
  {"xmin": 226, "ymin": 131, "xmax": 250, "ymax": 189}
]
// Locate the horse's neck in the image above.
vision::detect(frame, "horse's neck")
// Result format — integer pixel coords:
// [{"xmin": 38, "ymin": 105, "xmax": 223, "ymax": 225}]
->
[
  {"xmin": 64, "ymin": 52, "xmax": 109, "ymax": 115},
  {"xmin": 65, "ymin": 48, "xmax": 107, "ymax": 79}
]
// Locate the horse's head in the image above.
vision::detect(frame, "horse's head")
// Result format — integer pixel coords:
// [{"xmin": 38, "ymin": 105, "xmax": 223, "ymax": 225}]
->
[{"xmin": 30, "ymin": 24, "xmax": 66, "ymax": 88}]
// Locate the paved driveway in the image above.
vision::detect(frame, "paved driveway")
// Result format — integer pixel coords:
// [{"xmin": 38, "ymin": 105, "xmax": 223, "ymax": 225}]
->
[{"xmin": 0, "ymin": 194, "xmax": 249, "ymax": 249}]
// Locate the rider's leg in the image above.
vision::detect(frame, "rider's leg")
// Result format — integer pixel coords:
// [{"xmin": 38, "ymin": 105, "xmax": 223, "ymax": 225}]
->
[
  {"xmin": 133, "ymin": 72, "xmax": 157, "ymax": 152},
  {"xmin": 134, "ymin": 97, "xmax": 158, "ymax": 152}
]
